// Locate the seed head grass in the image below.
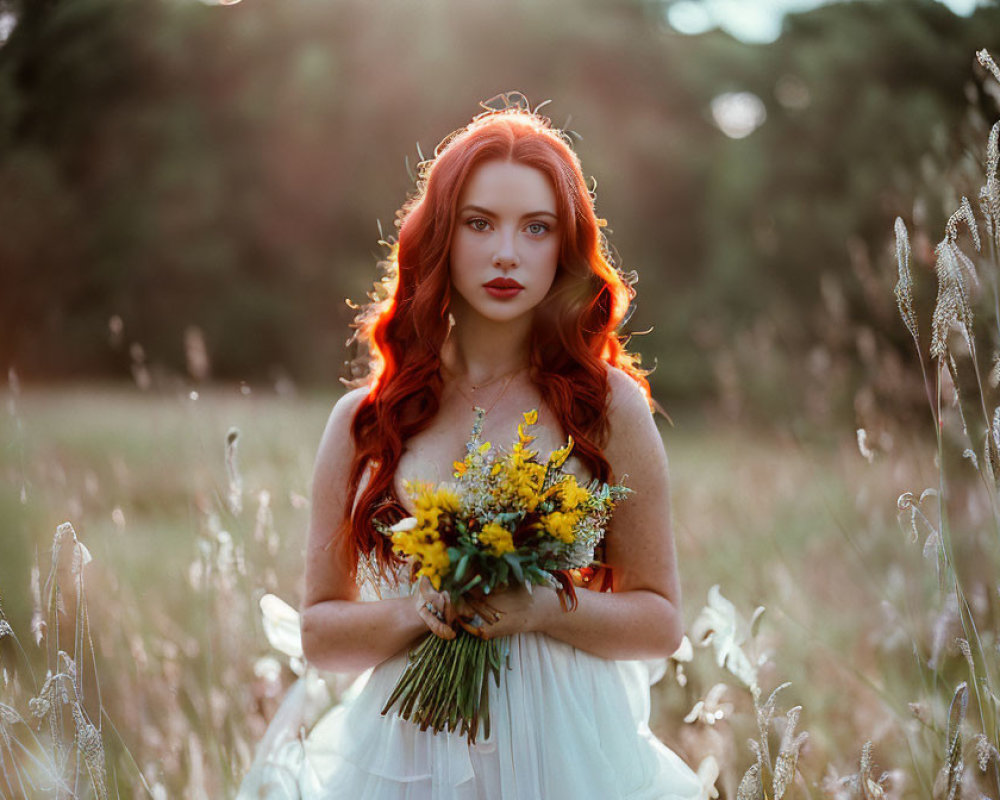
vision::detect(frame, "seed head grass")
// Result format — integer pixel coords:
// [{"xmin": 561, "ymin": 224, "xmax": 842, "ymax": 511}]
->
[
  {"xmin": 0, "ymin": 381, "xmax": 957, "ymax": 797},
  {"xmin": 894, "ymin": 217, "xmax": 918, "ymax": 345},
  {"xmin": 4, "ymin": 49, "xmax": 1000, "ymax": 799}
]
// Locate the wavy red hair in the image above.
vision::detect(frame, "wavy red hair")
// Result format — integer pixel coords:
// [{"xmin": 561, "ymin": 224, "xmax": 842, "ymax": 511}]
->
[{"xmin": 343, "ymin": 105, "xmax": 651, "ymax": 574}]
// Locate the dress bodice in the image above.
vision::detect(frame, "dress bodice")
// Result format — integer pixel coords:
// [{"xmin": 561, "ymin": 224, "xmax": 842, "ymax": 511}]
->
[{"xmin": 355, "ymin": 550, "xmax": 415, "ymax": 602}]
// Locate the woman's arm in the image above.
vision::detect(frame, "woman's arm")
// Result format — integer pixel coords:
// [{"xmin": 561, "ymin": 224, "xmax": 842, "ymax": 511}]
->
[
  {"xmin": 467, "ymin": 367, "xmax": 685, "ymax": 661},
  {"xmin": 299, "ymin": 388, "xmax": 454, "ymax": 674}
]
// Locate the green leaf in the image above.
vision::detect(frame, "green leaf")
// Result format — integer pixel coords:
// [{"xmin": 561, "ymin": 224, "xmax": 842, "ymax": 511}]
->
[{"xmin": 503, "ymin": 553, "xmax": 524, "ymax": 583}]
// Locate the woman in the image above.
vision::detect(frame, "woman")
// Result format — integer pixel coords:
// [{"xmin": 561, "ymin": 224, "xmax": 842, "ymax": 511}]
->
[{"xmin": 241, "ymin": 99, "xmax": 703, "ymax": 799}]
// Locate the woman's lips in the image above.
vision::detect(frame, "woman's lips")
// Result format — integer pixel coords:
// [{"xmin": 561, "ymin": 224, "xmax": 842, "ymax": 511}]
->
[{"xmin": 484, "ymin": 278, "xmax": 524, "ymax": 299}]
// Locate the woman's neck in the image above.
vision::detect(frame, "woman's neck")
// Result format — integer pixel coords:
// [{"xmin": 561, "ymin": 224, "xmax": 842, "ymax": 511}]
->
[{"xmin": 442, "ymin": 307, "xmax": 532, "ymax": 385}]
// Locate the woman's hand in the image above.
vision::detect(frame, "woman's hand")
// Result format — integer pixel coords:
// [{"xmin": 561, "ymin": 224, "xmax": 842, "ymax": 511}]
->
[
  {"xmin": 415, "ymin": 576, "xmax": 457, "ymax": 640},
  {"xmin": 456, "ymin": 584, "xmax": 561, "ymax": 640}
]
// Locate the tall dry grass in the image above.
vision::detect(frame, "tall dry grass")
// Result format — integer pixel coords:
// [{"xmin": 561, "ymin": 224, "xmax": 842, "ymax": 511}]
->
[
  {"xmin": 2, "ymin": 49, "xmax": 1000, "ymax": 799},
  {"xmin": 880, "ymin": 47, "xmax": 1000, "ymax": 799},
  {"xmin": 672, "ymin": 49, "xmax": 1000, "ymax": 799},
  {"xmin": 1, "ymin": 385, "xmax": 323, "ymax": 797},
  {"xmin": 0, "ymin": 381, "xmax": 975, "ymax": 796},
  {"xmin": 0, "ymin": 384, "xmax": 964, "ymax": 797},
  {"xmin": 0, "ymin": 385, "xmax": 882, "ymax": 797}
]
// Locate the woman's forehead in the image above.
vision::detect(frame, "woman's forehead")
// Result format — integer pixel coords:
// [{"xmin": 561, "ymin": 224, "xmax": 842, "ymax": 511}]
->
[{"xmin": 457, "ymin": 160, "xmax": 557, "ymax": 215}]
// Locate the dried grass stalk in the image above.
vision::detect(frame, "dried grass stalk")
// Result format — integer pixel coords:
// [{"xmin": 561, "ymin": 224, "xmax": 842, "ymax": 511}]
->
[{"xmin": 894, "ymin": 217, "xmax": 919, "ymax": 344}]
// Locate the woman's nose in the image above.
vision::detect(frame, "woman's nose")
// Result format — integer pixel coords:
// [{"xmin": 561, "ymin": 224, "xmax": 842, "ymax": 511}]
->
[{"xmin": 492, "ymin": 231, "xmax": 520, "ymax": 269}]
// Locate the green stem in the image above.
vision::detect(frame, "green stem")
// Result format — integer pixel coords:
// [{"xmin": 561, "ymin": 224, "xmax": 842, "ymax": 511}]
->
[
  {"xmin": 416, "ymin": 639, "xmax": 453, "ymax": 729},
  {"xmin": 436, "ymin": 632, "xmax": 470, "ymax": 731}
]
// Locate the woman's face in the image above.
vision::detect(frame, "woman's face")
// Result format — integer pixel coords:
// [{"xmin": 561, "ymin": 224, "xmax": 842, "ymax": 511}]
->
[{"xmin": 449, "ymin": 159, "xmax": 560, "ymax": 326}]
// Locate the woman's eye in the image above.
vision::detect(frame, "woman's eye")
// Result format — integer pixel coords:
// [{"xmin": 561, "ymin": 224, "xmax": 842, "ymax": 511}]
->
[
  {"xmin": 526, "ymin": 222, "xmax": 549, "ymax": 235},
  {"xmin": 467, "ymin": 218, "xmax": 490, "ymax": 232}
]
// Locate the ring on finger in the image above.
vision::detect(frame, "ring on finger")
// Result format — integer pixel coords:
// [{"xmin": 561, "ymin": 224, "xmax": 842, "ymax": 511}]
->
[
  {"xmin": 476, "ymin": 607, "xmax": 503, "ymax": 624},
  {"xmin": 424, "ymin": 601, "xmax": 446, "ymax": 623}
]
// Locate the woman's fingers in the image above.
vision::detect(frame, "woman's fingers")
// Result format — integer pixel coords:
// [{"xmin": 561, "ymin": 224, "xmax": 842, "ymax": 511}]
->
[
  {"xmin": 415, "ymin": 580, "xmax": 528, "ymax": 639},
  {"xmin": 453, "ymin": 599, "xmax": 507, "ymax": 639},
  {"xmin": 416, "ymin": 576, "xmax": 457, "ymax": 638},
  {"xmin": 454, "ymin": 590, "xmax": 503, "ymax": 621},
  {"xmin": 429, "ymin": 592, "xmax": 458, "ymax": 626},
  {"xmin": 465, "ymin": 596, "xmax": 504, "ymax": 625},
  {"xmin": 456, "ymin": 615, "xmax": 489, "ymax": 639},
  {"xmin": 417, "ymin": 575, "xmax": 435, "ymax": 600},
  {"xmin": 466, "ymin": 605, "xmax": 500, "ymax": 626},
  {"xmin": 417, "ymin": 599, "xmax": 456, "ymax": 639}
]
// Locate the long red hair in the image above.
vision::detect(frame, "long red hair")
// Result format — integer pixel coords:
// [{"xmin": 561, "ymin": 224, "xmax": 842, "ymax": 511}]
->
[{"xmin": 343, "ymin": 103, "xmax": 651, "ymax": 573}]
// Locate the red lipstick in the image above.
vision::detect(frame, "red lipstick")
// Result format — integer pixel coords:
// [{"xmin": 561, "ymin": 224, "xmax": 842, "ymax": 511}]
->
[{"xmin": 484, "ymin": 277, "xmax": 524, "ymax": 299}]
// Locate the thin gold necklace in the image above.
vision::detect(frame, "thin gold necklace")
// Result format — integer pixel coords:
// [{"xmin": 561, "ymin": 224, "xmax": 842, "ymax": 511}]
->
[
  {"xmin": 445, "ymin": 363, "xmax": 522, "ymax": 391},
  {"xmin": 448, "ymin": 367, "xmax": 521, "ymax": 416}
]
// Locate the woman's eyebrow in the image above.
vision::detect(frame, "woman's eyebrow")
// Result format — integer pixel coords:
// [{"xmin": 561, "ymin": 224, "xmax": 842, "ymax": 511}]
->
[
  {"xmin": 458, "ymin": 204, "xmax": 494, "ymax": 217},
  {"xmin": 458, "ymin": 204, "xmax": 558, "ymax": 220}
]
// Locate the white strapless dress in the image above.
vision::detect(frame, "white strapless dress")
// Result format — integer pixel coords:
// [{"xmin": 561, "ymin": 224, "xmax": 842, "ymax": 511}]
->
[{"xmin": 238, "ymin": 573, "xmax": 704, "ymax": 800}]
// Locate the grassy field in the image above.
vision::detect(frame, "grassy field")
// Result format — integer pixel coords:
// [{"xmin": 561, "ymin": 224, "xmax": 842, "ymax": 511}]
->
[{"xmin": 0, "ymin": 383, "xmax": 989, "ymax": 797}]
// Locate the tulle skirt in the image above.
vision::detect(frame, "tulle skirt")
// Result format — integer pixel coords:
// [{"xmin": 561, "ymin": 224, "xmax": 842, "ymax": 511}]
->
[{"xmin": 238, "ymin": 630, "xmax": 703, "ymax": 800}]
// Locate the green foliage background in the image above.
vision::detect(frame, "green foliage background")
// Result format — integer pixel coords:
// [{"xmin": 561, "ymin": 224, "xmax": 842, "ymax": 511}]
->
[
  {"xmin": 1, "ymin": 0, "xmax": 998, "ymax": 415},
  {"xmin": 4, "ymin": 5, "xmax": 1000, "ymax": 792}
]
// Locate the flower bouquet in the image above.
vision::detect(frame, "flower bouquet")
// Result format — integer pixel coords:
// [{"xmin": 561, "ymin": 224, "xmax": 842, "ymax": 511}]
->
[{"xmin": 377, "ymin": 409, "xmax": 630, "ymax": 743}]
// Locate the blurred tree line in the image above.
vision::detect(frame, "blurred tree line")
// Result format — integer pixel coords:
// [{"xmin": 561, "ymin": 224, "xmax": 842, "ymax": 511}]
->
[{"xmin": 1, "ymin": 0, "xmax": 998, "ymax": 421}]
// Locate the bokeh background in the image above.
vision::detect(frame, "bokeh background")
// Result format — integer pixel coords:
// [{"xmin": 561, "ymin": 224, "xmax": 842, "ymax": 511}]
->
[
  {"xmin": 2, "ymin": 0, "xmax": 1000, "ymax": 796},
  {"xmin": 1, "ymin": 0, "xmax": 996, "ymax": 414}
]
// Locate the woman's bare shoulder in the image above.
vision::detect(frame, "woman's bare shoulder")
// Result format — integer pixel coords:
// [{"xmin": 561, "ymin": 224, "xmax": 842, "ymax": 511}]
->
[
  {"xmin": 315, "ymin": 385, "xmax": 371, "ymax": 471},
  {"xmin": 604, "ymin": 365, "xmax": 653, "ymax": 419},
  {"xmin": 305, "ymin": 387, "xmax": 371, "ymax": 605},
  {"xmin": 602, "ymin": 364, "xmax": 663, "ymax": 464},
  {"xmin": 328, "ymin": 385, "xmax": 371, "ymax": 428},
  {"xmin": 307, "ymin": 387, "xmax": 370, "ymax": 560}
]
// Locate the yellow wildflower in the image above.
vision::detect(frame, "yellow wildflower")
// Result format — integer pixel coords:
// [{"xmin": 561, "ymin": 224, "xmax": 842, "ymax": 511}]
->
[
  {"xmin": 552, "ymin": 475, "xmax": 590, "ymax": 511},
  {"xmin": 495, "ymin": 459, "xmax": 546, "ymax": 511},
  {"xmin": 453, "ymin": 460, "xmax": 467, "ymax": 477},
  {"xmin": 390, "ymin": 528, "xmax": 412, "ymax": 553},
  {"xmin": 432, "ymin": 486, "xmax": 461, "ymax": 512},
  {"xmin": 547, "ymin": 436, "xmax": 575, "ymax": 468},
  {"xmin": 415, "ymin": 506, "xmax": 441, "ymax": 532},
  {"xmin": 392, "ymin": 522, "xmax": 439, "ymax": 555},
  {"xmin": 414, "ymin": 539, "xmax": 450, "ymax": 589},
  {"xmin": 411, "ymin": 485, "xmax": 459, "ymax": 528},
  {"xmin": 519, "ymin": 463, "xmax": 546, "ymax": 504},
  {"xmin": 478, "ymin": 522, "xmax": 515, "ymax": 556},
  {"xmin": 515, "ymin": 409, "xmax": 538, "ymax": 451},
  {"xmin": 391, "ymin": 523, "xmax": 451, "ymax": 590},
  {"xmin": 539, "ymin": 511, "xmax": 579, "ymax": 544}
]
